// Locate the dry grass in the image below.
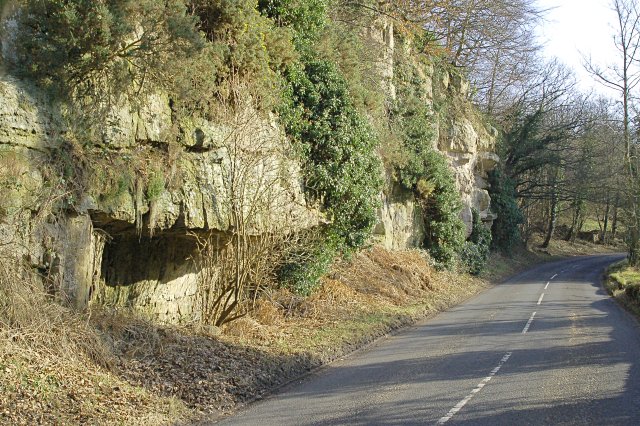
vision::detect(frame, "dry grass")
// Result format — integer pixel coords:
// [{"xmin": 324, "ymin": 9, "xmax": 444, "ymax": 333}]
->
[
  {"xmin": 528, "ymin": 233, "xmax": 624, "ymax": 257},
  {"xmin": 0, "ymin": 252, "xmax": 189, "ymax": 425},
  {"xmin": 1, "ymin": 240, "xmax": 605, "ymax": 424},
  {"xmin": 220, "ymin": 247, "xmax": 489, "ymax": 363}
]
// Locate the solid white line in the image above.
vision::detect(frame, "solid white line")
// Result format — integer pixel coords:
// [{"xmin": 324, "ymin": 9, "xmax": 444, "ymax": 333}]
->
[
  {"xmin": 537, "ymin": 293, "xmax": 545, "ymax": 305},
  {"xmin": 544, "ymin": 281, "xmax": 550, "ymax": 290},
  {"xmin": 436, "ymin": 352, "xmax": 513, "ymax": 424},
  {"xmin": 550, "ymin": 274, "xmax": 558, "ymax": 280},
  {"xmin": 522, "ymin": 311, "xmax": 536, "ymax": 334}
]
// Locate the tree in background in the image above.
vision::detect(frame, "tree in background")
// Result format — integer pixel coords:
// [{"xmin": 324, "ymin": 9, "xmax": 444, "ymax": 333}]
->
[
  {"xmin": 584, "ymin": 0, "xmax": 640, "ymax": 263},
  {"xmin": 487, "ymin": 168, "xmax": 522, "ymax": 252},
  {"xmin": 495, "ymin": 60, "xmax": 596, "ymax": 247}
]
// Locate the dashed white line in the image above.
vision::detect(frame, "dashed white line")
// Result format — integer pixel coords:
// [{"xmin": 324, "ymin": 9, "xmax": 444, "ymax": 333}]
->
[
  {"xmin": 437, "ymin": 267, "xmax": 557, "ymax": 424},
  {"xmin": 522, "ymin": 311, "xmax": 536, "ymax": 334},
  {"xmin": 436, "ymin": 352, "xmax": 513, "ymax": 424}
]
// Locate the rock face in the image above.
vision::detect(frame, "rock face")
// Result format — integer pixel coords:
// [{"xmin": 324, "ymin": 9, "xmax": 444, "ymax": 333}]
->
[
  {"xmin": 0, "ymin": 74, "xmax": 314, "ymax": 322},
  {"xmin": 438, "ymin": 82, "xmax": 500, "ymax": 237},
  {"xmin": 376, "ymin": 101, "xmax": 498, "ymax": 249},
  {"xmin": 372, "ymin": 19, "xmax": 498, "ymax": 250},
  {"xmin": 373, "ymin": 181, "xmax": 425, "ymax": 250},
  {"xmin": 0, "ymin": 17, "xmax": 498, "ymax": 322}
]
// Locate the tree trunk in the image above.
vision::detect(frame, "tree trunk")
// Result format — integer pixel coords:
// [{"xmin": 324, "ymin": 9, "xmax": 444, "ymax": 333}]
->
[
  {"xmin": 566, "ymin": 197, "xmax": 583, "ymax": 242},
  {"xmin": 542, "ymin": 181, "xmax": 558, "ymax": 249},
  {"xmin": 612, "ymin": 194, "xmax": 619, "ymax": 240},
  {"xmin": 630, "ymin": 226, "xmax": 640, "ymax": 265},
  {"xmin": 602, "ymin": 196, "xmax": 611, "ymax": 244}
]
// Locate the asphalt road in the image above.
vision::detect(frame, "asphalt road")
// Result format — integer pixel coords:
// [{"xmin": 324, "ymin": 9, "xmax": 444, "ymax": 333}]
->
[{"xmin": 219, "ymin": 254, "xmax": 640, "ymax": 425}]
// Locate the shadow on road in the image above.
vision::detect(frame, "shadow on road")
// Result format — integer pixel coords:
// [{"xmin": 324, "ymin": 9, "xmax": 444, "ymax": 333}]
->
[{"xmin": 223, "ymin": 254, "xmax": 640, "ymax": 425}]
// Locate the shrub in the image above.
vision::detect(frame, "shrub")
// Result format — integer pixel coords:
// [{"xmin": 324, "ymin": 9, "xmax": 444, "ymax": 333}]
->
[
  {"xmin": 189, "ymin": 0, "xmax": 296, "ymax": 103},
  {"xmin": 488, "ymin": 168, "xmax": 523, "ymax": 252},
  {"xmin": 625, "ymin": 283, "xmax": 640, "ymax": 302},
  {"xmin": 9, "ymin": 0, "xmax": 202, "ymax": 106},
  {"xmin": 277, "ymin": 59, "xmax": 383, "ymax": 293},
  {"xmin": 146, "ymin": 171, "xmax": 165, "ymax": 202},
  {"xmin": 461, "ymin": 208, "xmax": 492, "ymax": 275},
  {"xmin": 159, "ymin": 0, "xmax": 300, "ymax": 124},
  {"xmin": 257, "ymin": 0, "xmax": 328, "ymax": 52},
  {"xmin": 278, "ymin": 230, "xmax": 340, "ymax": 296},
  {"xmin": 8, "ymin": 0, "xmax": 297, "ymax": 119},
  {"xmin": 389, "ymin": 54, "xmax": 466, "ymax": 269},
  {"xmin": 418, "ymin": 150, "xmax": 466, "ymax": 269},
  {"xmin": 281, "ymin": 59, "xmax": 382, "ymax": 249}
]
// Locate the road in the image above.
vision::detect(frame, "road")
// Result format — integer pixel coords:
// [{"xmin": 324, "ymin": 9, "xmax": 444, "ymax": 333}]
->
[{"xmin": 219, "ymin": 254, "xmax": 640, "ymax": 425}]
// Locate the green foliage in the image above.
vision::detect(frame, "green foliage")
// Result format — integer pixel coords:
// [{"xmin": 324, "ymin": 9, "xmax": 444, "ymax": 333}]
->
[
  {"xmin": 281, "ymin": 60, "xmax": 382, "ymax": 248},
  {"xmin": 488, "ymin": 168, "xmax": 523, "ymax": 252},
  {"xmin": 389, "ymin": 54, "xmax": 434, "ymax": 184},
  {"xmin": 146, "ymin": 171, "xmax": 165, "ymax": 202},
  {"xmin": 257, "ymin": 0, "xmax": 328, "ymax": 52},
  {"xmin": 165, "ymin": 0, "xmax": 298, "ymax": 118},
  {"xmin": 460, "ymin": 209, "xmax": 492, "ymax": 275},
  {"xmin": 278, "ymin": 231, "xmax": 340, "ymax": 296},
  {"xmin": 10, "ymin": 0, "xmax": 202, "ymax": 105},
  {"xmin": 99, "ymin": 170, "xmax": 132, "ymax": 207},
  {"xmin": 626, "ymin": 283, "xmax": 640, "ymax": 303},
  {"xmin": 418, "ymin": 150, "xmax": 466, "ymax": 269},
  {"xmin": 189, "ymin": 0, "xmax": 295, "ymax": 89},
  {"xmin": 9, "ymin": 0, "xmax": 297, "ymax": 118},
  {"xmin": 315, "ymin": 23, "xmax": 384, "ymax": 113},
  {"xmin": 277, "ymin": 59, "xmax": 382, "ymax": 293},
  {"xmin": 390, "ymin": 57, "xmax": 465, "ymax": 268}
]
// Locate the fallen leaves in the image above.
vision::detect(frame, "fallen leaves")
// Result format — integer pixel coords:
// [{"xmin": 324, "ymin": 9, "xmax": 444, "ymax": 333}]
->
[{"xmin": 1, "ymin": 246, "xmax": 515, "ymax": 424}]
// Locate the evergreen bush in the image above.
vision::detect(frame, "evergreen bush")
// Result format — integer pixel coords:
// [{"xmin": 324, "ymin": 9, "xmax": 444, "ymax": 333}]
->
[
  {"xmin": 461, "ymin": 208, "xmax": 492, "ymax": 275},
  {"xmin": 277, "ymin": 59, "xmax": 382, "ymax": 293},
  {"xmin": 391, "ymin": 57, "xmax": 465, "ymax": 268},
  {"xmin": 488, "ymin": 168, "xmax": 523, "ymax": 252},
  {"xmin": 9, "ymin": 0, "xmax": 202, "ymax": 105}
]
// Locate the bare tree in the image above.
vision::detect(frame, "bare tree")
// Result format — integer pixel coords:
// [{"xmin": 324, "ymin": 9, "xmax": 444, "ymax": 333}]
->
[
  {"xmin": 337, "ymin": 1, "xmax": 545, "ymax": 116},
  {"xmin": 584, "ymin": 0, "xmax": 640, "ymax": 263},
  {"xmin": 191, "ymin": 87, "xmax": 314, "ymax": 327}
]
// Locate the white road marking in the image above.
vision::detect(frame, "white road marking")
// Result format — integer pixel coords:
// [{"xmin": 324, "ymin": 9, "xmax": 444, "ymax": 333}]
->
[
  {"xmin": 544, "ymin": 281, "xmax": 550, "ymax": 290},
  {"xmin": 436, "ymin": 352, "xmax": 513, "ymax": 424},
  {"xmin": 550, "ymin": 274, "xmax": 558, "ymax": 280},
  {"xmin": 522, "ymin": 311, "xmax": 536, "ymax": 334},
  {"xmin": 537, "ymin": 293, "xmax": 545, "ymax": 305}
]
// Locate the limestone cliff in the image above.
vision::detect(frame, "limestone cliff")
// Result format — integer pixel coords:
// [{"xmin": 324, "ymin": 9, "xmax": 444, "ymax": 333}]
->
[
  {"xmin": 0, "ymin": 75, "xmax": 315, "ymax": 322},
  {"xmin": 1, "ymin": 18, "xmax": 498, "ymax": 323},
  {"xmin": 370, "ymin": 20, "xmax": 499, "ymax": 250}
]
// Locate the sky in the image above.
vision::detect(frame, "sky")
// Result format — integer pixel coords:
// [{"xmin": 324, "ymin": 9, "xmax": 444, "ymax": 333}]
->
[{"xmin": 536, "ymin": 0, "xmax": 620, "ymax": 97}]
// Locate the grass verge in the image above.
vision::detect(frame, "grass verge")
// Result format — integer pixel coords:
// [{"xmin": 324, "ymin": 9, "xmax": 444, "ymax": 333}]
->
[
  {"xmin": 604, "ymin": 260, "xmax": 640, "ymax": 319},
  {"xmin": 0, "ymin": 254, "xmax": 191, "ymax": 425},
  {"xmin": 1, "ymin": 237, "xmax": 618, "ymax": 424}
]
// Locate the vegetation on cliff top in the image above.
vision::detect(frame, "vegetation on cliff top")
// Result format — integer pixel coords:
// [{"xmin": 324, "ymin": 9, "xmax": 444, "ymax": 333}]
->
[{"xmin": 3, "ymin": 0, "xmax": 634, "ymax": 324}]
